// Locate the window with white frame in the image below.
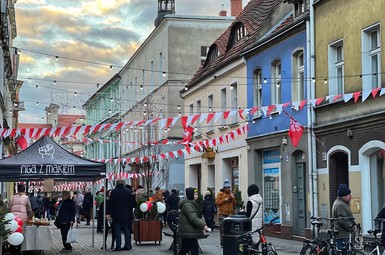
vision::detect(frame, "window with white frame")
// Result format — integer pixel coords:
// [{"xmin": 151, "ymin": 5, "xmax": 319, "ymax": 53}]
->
[
  {"xmin": 221, "ymin": 88, "xmax": 227, "ymax": 126},
  {"xmin": 207, "ymin": 94, "xmax": 214, "ymax": 132},
  {"xmin": 230, "ymin": 83, "xmax": 238, "ymax": 124},
  {"xmin": 362, "ymin": 24, "xmax": 381, "ymax": 90},
  {"xmin": 271, "ymin": 61, "xmax": 281, "ymax": 105},
  {"xmin": 328, "ymin": 40, "xmax": 344, "ymax": 95},
  {"xmin": 253, "ymin": 69, "xmax": 262, "ymax": 117},
  {"xmin": 292, "ymin": 50, "xmax": 304, "ymax": 102},
  {"xmin": 196, "ymin": 100, "xmax": 201, "ymax": 129}
]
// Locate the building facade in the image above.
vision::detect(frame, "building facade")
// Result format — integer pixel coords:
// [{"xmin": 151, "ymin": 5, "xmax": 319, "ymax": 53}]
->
[
  {"xmin": 243, "ymin": 1, "xmax": 310, "ymax": 238},
  {"xmin": 84, "ymin": 0, "xmax": 234, "ymax": 192},
  {"xmin": 181, "ymin": 0, "xmax": 292, "ymax": 204},
  {"xmin": 314, "ymin": 0, "xmax": 385, "ymax": 233}
]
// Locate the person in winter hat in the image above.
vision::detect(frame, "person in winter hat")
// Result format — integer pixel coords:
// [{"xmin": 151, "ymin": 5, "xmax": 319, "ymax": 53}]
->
[
  {"xmin": 332, "ymin": 183, "xmax": 354, "ymax": 248},
  {"xmin": 246, "ymin": 184, "xmax": 263, "ymax": 242},
  {"xmin": 201, "ymin": 190, "xmax": 217, "ymax": 230},
  {"xmin": 215, "ymin": 179, "xmax": 236, "ymax": 247},
  {"xmin": 178, "ymin": 187, "xmax": 210, "ymax": 255}
]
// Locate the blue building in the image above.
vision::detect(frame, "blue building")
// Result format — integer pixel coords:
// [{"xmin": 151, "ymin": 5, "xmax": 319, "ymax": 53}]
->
[{"xmin": 242, "ymin": 6, "xmax": 311, "ymax": 238}]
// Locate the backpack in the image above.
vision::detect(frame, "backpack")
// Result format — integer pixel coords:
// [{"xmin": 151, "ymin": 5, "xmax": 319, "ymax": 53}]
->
[{"xmin": 203, "ymin": 199, "xmax": 217, "ymax": 215}]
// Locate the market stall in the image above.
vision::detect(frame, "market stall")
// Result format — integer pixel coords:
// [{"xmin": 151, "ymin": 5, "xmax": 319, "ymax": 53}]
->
[{"xmin": 0, "ymin": 135, "xmax": 106, "ymax": 252}]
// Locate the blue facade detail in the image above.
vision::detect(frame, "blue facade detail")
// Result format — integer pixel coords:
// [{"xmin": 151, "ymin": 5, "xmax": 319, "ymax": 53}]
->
[{"xmin": 246, "ymin": 32, "xmax": 307, "ymax": 138}]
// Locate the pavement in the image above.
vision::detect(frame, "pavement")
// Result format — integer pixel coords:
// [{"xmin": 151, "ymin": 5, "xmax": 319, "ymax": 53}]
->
[{"xmin": 37, "ymin": 222, "xmax": 304, "ymax": 255}]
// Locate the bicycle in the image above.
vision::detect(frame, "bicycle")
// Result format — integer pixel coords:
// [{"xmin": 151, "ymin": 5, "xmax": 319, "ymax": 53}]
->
[
  {"xmin": 362, "ymin": 218, "xmax": 385, "ymax": 255},
  {"xmin": 337, "ymin": 216, "xmax": 365, "ymax": 255},
  {"xmin": 300, "ymin": 216, "xmax": 340, "ymax": 255},
  {"xmin": 236, "ymin": 216, "xmax": 278, "ymax": 255}
]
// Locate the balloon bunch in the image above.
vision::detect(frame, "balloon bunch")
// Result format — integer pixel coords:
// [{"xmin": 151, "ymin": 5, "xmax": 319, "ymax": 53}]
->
[
  {"xmin": 139, "ymin": 201, "xmax": 166, "ymax": 214},
  {"xmin": 4, "ymin": 213, "xmax": 25, "ymax": 246}
]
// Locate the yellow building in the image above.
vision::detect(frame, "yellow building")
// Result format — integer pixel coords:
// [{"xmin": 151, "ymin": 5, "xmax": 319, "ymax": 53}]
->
[{"xmin": 314, "ymin": 0, "xmax": 385, "ymax": 233}]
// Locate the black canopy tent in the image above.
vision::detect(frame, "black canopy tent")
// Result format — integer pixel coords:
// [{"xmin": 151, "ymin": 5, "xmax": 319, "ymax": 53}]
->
[
  {"xmin": 0, "ymin": 136, "xmax": 106, "ymax": 249},
  {"xmin": 0, "ymin": 136, "xmax": 106, "ymax": 181}
]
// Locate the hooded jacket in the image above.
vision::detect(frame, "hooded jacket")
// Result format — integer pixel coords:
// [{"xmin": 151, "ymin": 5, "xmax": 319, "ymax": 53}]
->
[{"xmin": 178, "ymin": 199, "xmax": 206, "ymax": 239}]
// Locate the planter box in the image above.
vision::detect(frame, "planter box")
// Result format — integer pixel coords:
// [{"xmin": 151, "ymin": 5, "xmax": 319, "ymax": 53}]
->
[{"xmin": 133, "ymin": 219, "xmax": 162, "ymax": 245}]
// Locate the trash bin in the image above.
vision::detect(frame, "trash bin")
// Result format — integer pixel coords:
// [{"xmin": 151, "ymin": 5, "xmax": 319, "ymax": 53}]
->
[{"xmin": 223, "ymin": 215, "xmax": 252, "ymax": 255}]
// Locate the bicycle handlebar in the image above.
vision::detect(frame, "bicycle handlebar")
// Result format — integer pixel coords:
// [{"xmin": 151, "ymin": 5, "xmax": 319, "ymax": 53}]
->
[{"xmin": 236, "ymin": 216, "xmax": 279, "ymax": 239}]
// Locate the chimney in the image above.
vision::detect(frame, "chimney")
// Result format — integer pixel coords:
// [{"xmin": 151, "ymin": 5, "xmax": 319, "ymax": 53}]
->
[
  {"xmin": 219, "ymin": 10, "xmax": 227, "ymax": 16},
  {"xmin": 230, "ymin": 0, "xmax": 242, "ymax": 17}
]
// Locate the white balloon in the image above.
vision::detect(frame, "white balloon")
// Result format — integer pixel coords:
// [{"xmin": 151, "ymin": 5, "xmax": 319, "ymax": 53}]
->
[
  {"xmin": 157, "ymin": 203, "xmax": 166, "ymax": 214},
  {"xmin": 4, "ymin": 213, "xmax": 15, "ymax": 221},
  {"xmin": 156, "ymin": 202, "xmax": 162, "ymax": 206},
  {"xmin": 5, "ymin": 220, "xmax": 18, "ymax": 232},
  {"xmin": 7, "ymin": 232, "xmax": 24, "ymax": 246},
  {"xmin": 139, "ymin": 203, "xmax": 148, "ymax": 212}
]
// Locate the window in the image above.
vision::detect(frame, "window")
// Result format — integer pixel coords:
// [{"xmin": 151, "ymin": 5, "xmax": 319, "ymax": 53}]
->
[
  {"xmin": 159, "ymin": 51, "xmax": 163, "ymax": 84},
  {"xmin": 196, "ymin": 100, "xmax": 201, "ymax": 128},
  {"xmin": 201, "ymin": 46, "xmax": 209, "ymax": 65},
  {"xmin": 271, "ymin": 61, "xmax": 281, "ymax": 104},
  {"xmin": 230, "ymin": 83, "xmax": 238, "ymax": 124},
  {"xmin": 362, "ymin": 24, "xmax": 381, "ymax": 90},
  {"xmin": 221, "ymin": 88, "xmax": 227, "ymax": 125},
  {"xmin": 227, "ymin": 22, "xmax": 246, "ymax": 50},
  {"xmin": 294, "ymin": 0, "xmax": 308, "ymax": 17},
  {"xmin": 328, "ymin": 40, "xmax": 344, "ymax": 95},
  {"xmin": 253, "ymin": 69, "xmax": 263, "ymax": 117},
  {"xmin": 292, "ymin": 50, "xmax": 304, "ymax": 102},
  {"xmin": 207, "ymin": 94, "xmax": 214, "ymax": 132},
  {"xmin": 204, "ymin": 44, "xmax": 219, "ymax": 68},
  {"xmin": 189, "ymin": 104, "xmax": 194, "ymax": 116}
]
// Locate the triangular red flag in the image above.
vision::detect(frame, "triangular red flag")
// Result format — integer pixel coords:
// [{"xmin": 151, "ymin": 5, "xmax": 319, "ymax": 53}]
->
[
  {"xmin": 206, "ymin": 113, "xmax": 215, "ymax": 124},
  {"xmin": 288, "ymin": 117, "xmax": 304, "ymax": 147},
  {"xmin": 353, "ymin": 91, "xmax": 361, "ymax": 103},
  {"xmin": 372, "ymin": 88, "xmax": 381, "ymax": 98},
  {"xmin": 223, "ymin": 111, "xmax": 230, "ymax": 119}
]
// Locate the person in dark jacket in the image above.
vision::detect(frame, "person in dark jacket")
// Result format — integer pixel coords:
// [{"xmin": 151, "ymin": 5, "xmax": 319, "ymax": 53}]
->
[
  {"xmin": 100, "ymin": 190, "xmax": 115, "ymax": 250},
  {"xmin": 82, "ymin": 188, "xmax": 93, "ymax": 225},
  {"xmin": 56, "ymin": 190, "xmax": 75, "ymax": 253},
  {"xmin": 165, "ymin": 189, "xmax": 180, "ymax": 226},
  {"xmin": 43, "ymin": 193, "xmax": 52, "ymax": 219},
  {"xmin": 125, "ymin": 184, "xmax": 136, "ymax": 233},
  {"xmin": 332, "ymin": 183, "xmax": 354, "ymax": 248},
  {"xmin": 178, "ymin": 187, "xmax": 209, "ymax": 255},
  {"xmin": 110, "ymin": 179, "xmax": 133, "ymax": 251},
  {"xmin": 201, "ymin": 190, "xmax": 217, "ymax": 231}
]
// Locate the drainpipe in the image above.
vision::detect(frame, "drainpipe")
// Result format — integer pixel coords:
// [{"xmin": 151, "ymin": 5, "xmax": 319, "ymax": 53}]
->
[{"xmin": 306, "ymin": 0, "xmax": 318, "ymax": 221}]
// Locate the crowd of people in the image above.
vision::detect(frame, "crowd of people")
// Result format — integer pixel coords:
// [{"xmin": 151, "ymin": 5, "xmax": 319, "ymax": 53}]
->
[{"xmin": 7, "ymin": 180, "xmax": 379, "ymax": 255}]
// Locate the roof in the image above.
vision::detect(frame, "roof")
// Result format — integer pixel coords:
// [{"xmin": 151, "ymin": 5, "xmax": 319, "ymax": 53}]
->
[
  {"xmin": 58, "ymin": 114, "xmax": 83, "ymax": 127},
  {"xmin": 18, "ymin": 123, "xmax": 52, "ymax": 129},
  {"xmin": 184, "ymin": 0, "xmax": 282, "ymax": 89}
]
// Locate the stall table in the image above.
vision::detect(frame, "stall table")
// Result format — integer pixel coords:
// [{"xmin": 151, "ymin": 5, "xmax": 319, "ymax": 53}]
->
[{"xmin": 21, "ymin": 225, "xmax": 52, "ymax": 251}]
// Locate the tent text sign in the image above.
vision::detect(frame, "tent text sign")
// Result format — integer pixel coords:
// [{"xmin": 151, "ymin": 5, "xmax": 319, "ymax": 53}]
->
[{"xmin": 0, "ymin": 136, "xmax": 106, "ymax": 181}]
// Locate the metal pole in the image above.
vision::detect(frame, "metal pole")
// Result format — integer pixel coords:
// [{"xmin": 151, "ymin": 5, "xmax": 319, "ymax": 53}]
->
[
  {"xmin": 103, "ymin": 178, "xmax": 106, "ymax": 253},
  {"xmin": 92, "ymin": 181, "xmax": 95, "ymax": 247}
]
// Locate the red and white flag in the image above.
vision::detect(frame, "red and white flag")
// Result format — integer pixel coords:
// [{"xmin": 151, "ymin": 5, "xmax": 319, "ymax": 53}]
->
[
  {"xmin": 182, "ymin": 126, "xmax": 194, "ymax": 144},
  {"xmin": 16, "ymin": 135, "xmax": 30, "ymax": 150},
  {"xmin": 288, "ymin": 117, "xmax": 304, "ymax": 147}
]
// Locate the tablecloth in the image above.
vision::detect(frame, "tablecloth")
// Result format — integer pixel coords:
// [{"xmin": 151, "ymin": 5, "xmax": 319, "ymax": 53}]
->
[{"xmin": 21, "ymin": 225, "xmax": 52, "ymax": 251}]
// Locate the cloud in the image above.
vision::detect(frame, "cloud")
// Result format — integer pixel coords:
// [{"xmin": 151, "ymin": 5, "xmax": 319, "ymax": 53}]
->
[{"xmin": 16, "ymin": 0, "xmax": 250, "ymax": 123}]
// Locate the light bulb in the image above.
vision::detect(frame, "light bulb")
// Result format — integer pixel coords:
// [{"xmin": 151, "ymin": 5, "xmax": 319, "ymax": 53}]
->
[
  {"xmin": 109, "ymin": 65, "xmax": 113, "ymax": 70},
  {"xmin": 53, "ymin": 80, "xmax": 56, "ymax": 85},
  {"xmin": 263, "ymin": 78, "xmax": 267, "ymax": 83},
  {"xmin": 162, "ymin": 72, "xmax": 166, "ymax": 77},
  {"xmin": 74, "ymin": 92, "xmax": 77, "ymax": 96},
  {"xmin": 55, "ymin": 56, "xmax": 58, "ymax": 61}
]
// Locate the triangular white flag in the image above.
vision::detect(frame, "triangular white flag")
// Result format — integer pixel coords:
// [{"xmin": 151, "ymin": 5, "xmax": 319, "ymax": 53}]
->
[
  {"xmin": 292, "ymin": 101, "xmax": 300, "ymax": 111},
  {"xmin": 326, "ymin": 95, "xmax": 335, "ymax": 102},
  {"xmin": 199, "ymin": 113, "xmax": 208, "ymax": 123},
  {"xmin": 380, "ymin": 88, "xmax": 385, "ymax": 97},
  {"xmin": 171, "ymin": 117, "xmax": 179, "ymax": 127},
  {"xmin": 214, "ymin": 112, "xmax": 222, "ymax": 122},
  {"xmin": 159, "ymin": 118, "xmax": 167, "ymax": 130},
  {"xmin": 343, "ymin": 93, "xmax": 353, "ymax": 103},
  {"xmin": 309, "ymin": 99, "xmax": 317, "ymax": 108},
  {"xmin": 261, "ymin": 106, "xmax": 268, "ymax": 117},
  {"xmin": 362, "ymin": 90, "xmax": 371, "ymax": 102},
  {"xmin": 276, "ymin": 104, "xmax": 283, "ymax": 115}
]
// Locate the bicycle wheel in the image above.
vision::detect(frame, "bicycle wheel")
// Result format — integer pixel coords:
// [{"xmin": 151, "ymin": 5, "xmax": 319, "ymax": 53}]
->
[
  {"xmin": 363, "ymin": 243, "xmax": 376, "ymax": 254},
  {"xmin": 349, "ymin": 248, "xmax": 367, "ymax": 255},
  {"xmin": 300, "ymin": 243, "xmax": 317, "ymax": 255}
]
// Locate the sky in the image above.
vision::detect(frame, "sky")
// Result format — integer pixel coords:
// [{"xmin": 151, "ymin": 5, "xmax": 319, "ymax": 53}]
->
[{"xmin": 14, "ymin": 0, "xmax": 249, "ymax": 124}]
